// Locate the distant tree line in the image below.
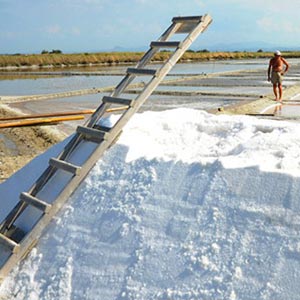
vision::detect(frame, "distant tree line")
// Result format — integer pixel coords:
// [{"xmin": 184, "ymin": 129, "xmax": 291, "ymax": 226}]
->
[
  {"xmin": 41, "ymin": 49, "xmax": 63, "ymax": 54},
  {"xmin": 187, "ymin": 49, "xmax": 210, "ymax": 53},
  {"xmin": 3, "ymin": 50, "xmax": 300, "ymax": 69}
]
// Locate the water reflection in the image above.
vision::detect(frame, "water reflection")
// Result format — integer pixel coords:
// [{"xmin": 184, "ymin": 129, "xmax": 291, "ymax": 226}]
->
[
  {"xmin": 2, "ymin": 59, "xmax": 300, "ymax": 120},
  {"xmin": 0, "ymin": 59, "xmax": 273, "ymax": 97},
  {"xmin": 0, "ymin": 76, "xmax": 123, "ymax": 96},
  {"xmin": 273, "ymin": 103, "xmax": 282, "ymax": 115}
]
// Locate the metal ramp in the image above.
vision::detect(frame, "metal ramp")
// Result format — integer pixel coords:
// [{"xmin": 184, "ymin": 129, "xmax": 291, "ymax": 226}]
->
[{"xmin": 0, "ymin": 14, "xmax": 212, "ymax": 281}]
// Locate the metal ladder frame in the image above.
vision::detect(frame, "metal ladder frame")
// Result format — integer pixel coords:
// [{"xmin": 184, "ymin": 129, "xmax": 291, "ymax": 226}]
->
[{"xmin": 0, "ymin": 14, "xmax": 212, "ymax": 281}]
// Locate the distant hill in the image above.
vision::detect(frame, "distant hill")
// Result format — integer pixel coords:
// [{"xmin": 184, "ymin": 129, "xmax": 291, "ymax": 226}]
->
[{"xmin": 191, "ymin": 40, "xmax": 300, "ymax": 52}]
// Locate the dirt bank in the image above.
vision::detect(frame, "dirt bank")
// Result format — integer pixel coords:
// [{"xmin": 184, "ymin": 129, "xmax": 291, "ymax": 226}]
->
[{"xmin": 0, "ymin": 105, "xmax": 66, "ymax": 182}]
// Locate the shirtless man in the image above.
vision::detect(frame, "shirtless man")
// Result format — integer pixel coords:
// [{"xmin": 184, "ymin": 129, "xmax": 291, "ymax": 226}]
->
[{"xmin": 267, "ymin": 50, "xmax": 289, "ymax": 102}]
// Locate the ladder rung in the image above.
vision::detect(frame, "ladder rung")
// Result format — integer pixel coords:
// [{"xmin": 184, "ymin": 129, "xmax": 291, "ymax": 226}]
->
[
  {"xmin": 102, "ymin": 96, "xmax": 133, "ymax": 107},
  {"xmin": 172, "ymin": 16, "xmax": 203, "ymax": 23},
  {"xmin": 127, "ymin": 68, "xmax": 157, "ymax": 76},
  {"xmin": 77, "ymin": 125, "xmax": 107, "ymax": 143},
  {"xmin": 20, "ymin": 192, "xmax": 52, "ymax": 213},
  {"xmin": 150, "ymin": 41, "xmax": 182, "ymax": 48},
  {"xmin": 0, "ymin": 233, "xmax": 19, "ymax": 253},
  {"xmin": 49, "ymin": 158, "xmax": 81, "ymax": 175},
  {"xmin": 94, "ymin": 125, "xmax": 112, "ymax": 132}
]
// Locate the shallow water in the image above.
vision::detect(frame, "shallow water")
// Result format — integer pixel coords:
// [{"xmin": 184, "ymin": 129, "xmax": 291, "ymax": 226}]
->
[
  {"xmin": 2, "ymin": 58, "xmax": 300, "ymax": 123},
  {"xmin": 0, "ymin": 59, "xmax": 272, "ymax": 96}
]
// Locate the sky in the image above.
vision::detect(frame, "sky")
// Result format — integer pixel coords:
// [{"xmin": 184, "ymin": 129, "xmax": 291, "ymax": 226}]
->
[
  {"xmin": 1, "ymin": 0, "xmax": 300, "ymax": 54},
  {"xmin": 1, "ymin": 108, "xmax": 300, "ymax": 299}
]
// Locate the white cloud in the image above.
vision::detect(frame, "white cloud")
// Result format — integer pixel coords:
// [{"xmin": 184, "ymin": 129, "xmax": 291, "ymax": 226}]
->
[
  {"xmin": 282, "ymin": 21, "xmax": 299, "ymax": 33},
  {"xmin": 224, "ymin": 0, "xmax": 299, "ymax": 6},
  {"xmin": 61, "ymin": 0, "xmax": 107, "ymax": 4},
  {"xmin": 0, "ymin": 31, "xmax": 17, "ymax": 38},
  {"xmin": 71, "ymin": 27, "xmax": 81, "ymax": 36},
  {"xmin": 193, "ymin": 0, "xmax": 206, "ymax": 8},
  {"xmin": 256, "ymin": 17, "xmax": 276, "ymax": 32},
  {"xmin": 257, "ymin": 17, "xmax": 300, "ymax": 35},
  {"xmin": 210, "ymin": 0, "xmax": 300, "ymax": 14},
  {"xmin": 58, "ymin": 0, "xmax": 109, "ymax": 10},
  {"xmin": 46, "ymin": 25, "xmax": 62, "ymax": 34}
]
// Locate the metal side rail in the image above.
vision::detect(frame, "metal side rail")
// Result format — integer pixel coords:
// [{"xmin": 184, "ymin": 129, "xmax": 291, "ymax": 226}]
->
[{"xmin": 0, "ymin": 13, "xmax": 212, "ymax": 282}]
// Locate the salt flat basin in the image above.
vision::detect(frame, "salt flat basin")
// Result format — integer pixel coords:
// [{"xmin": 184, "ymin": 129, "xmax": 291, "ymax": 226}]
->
[
  {"xmin": 278, "ymin": 102, "xmax": 300, "ymax": 117},
  {"xmin": 268, "ymin": 91, "xmax": 300, "ymax": 117},
  {"xmin": 261, "ymin": 102, "xmax": 300, "ymax": 117}
]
